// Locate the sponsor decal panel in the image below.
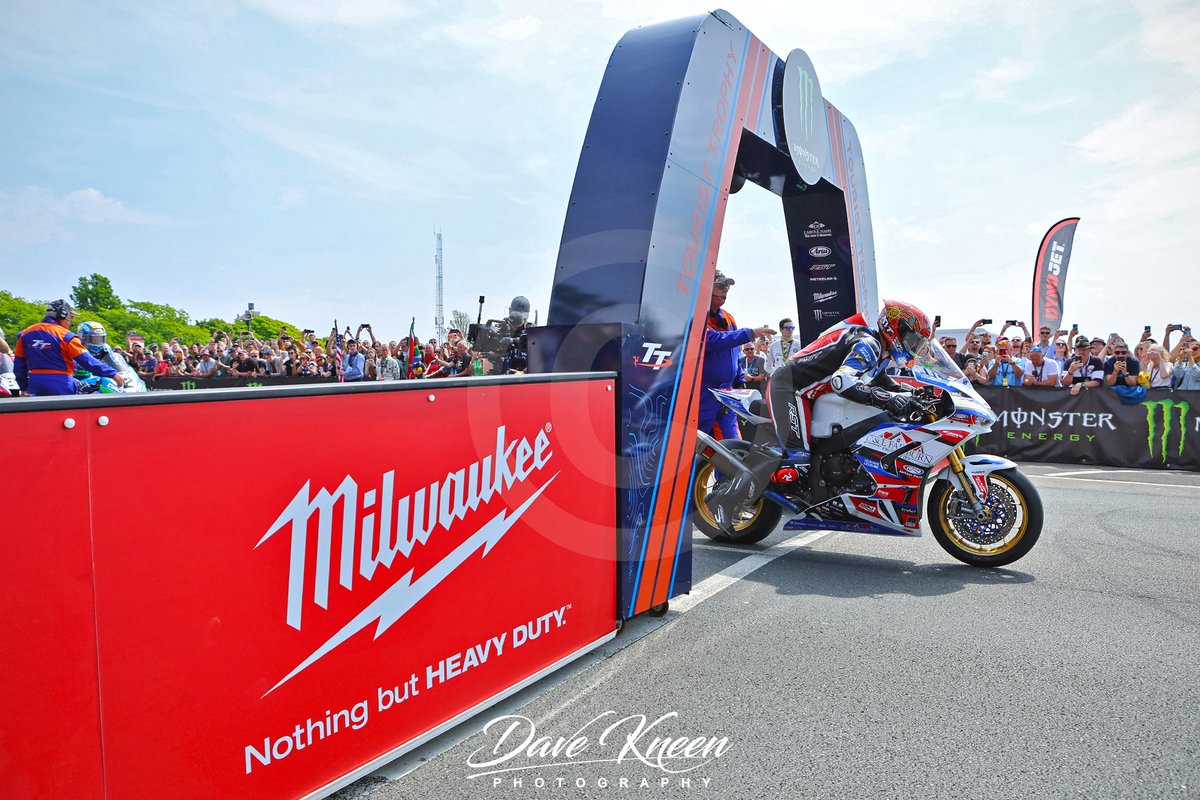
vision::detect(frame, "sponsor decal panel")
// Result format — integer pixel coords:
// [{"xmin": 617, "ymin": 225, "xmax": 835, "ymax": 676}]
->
[
  {"xmin": 974, "ymin": 387, "xmax": 1198, "ymax": 470},
  {"xmin": 633, "ymin": 341, "xmax": 674, "ymax": 370},
  {"xmin": 808, "ymin": 246, "xmax": 832, "ymax": 258},
  {"xmin": 74, "ymin": 381, "xmax": 617, "ymax": 799},
  {"xmin": 803, "ymin": 220, "xmax": 832, "ymax": 239},
  {"xmin": 1142, "ymin": 398, "xmax": 1189, "ymax": 462},
  {"xmin": 809, "ymin": 262, "xmax": 836, "ymax": 271}
]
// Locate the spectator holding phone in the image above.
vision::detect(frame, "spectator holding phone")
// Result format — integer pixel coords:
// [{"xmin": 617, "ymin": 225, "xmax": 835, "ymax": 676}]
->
[
  {"xmin": 988, "ymin": 337, "xmax": 1025, "ymax": 387},
  {"xmin": 1141, "ymin": 344, "xmax": 1173, "ymax": 388},
  {"xmin": 1103, "ymin": 340, "xmax": 1140, "ymax": 388},
  {"xmin": 1171, "ymin": 328, "xmax": 1200, "ymax": 390},
  {"xmin": 1061, "ymin": 335, "xmax": 1104, "ymax": 395},
  {"xmin": 1022, "ymin": 346, "xmax": 1060, "ymax": 388}
]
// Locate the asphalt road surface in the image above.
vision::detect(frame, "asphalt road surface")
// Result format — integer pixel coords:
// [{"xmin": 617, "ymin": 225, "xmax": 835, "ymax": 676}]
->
[{"xmin": 333, "ymin": 463, "xmax": 1199, "ymax": 800}]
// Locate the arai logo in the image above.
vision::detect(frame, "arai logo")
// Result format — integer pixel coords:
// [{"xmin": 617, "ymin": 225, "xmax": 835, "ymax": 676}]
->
[{"xmin": 808, "ymin": 246, "xmax": 832, "ymax": 258}]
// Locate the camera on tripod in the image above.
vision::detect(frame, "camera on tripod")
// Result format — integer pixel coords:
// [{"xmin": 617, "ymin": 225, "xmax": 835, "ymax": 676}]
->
[{"xmin": 467, "ymin": 295, "xmax": 527, "ymax": 372}]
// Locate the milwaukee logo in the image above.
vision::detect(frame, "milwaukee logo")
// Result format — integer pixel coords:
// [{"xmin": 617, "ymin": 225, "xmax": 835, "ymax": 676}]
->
[{"xmin": 257, "ymin": 425, "xmax": 557, "ymax": 693}]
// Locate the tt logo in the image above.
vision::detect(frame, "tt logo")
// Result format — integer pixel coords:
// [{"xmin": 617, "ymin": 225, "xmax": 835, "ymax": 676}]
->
[{"xmin": 634, "ymin": 342, "xmax": 674, "ymax": 370}]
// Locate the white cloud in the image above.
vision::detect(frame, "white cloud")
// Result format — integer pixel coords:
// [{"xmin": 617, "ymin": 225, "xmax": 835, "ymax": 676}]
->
[
  {"xmin": 0, "ymin": 187, "xmax": 170, "ymax": 243},
  {"xmin": 243, "ymin": 0, "xmax": 419, "ymax": 28},
  {"xmin": 1135, "ymin": 0, "xmax": 1200, "ymax": 80},
  {"xmin": 973, "ymin": 58, "xmax": 1038, "ymax": 100},
  {"xmin": 491, "ymin": 14, "xmax": 543, "ymax": 42},
  {"xmin": 1074, "ymin": 99, "xmax": 1200, "ymax": 168},
  {"xmin": 876, "ymin": 215, "xmax": 946, "ymax": 245}
]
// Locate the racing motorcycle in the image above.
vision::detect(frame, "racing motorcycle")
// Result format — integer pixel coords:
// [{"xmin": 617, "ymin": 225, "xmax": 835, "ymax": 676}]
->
[
  {"xmin": 77, "ymin": 349, "xmax": 147, "ymax": 394},
  {"xmin": 692, "ymin": 341, "xmax": 1042, "ymax": 568}
]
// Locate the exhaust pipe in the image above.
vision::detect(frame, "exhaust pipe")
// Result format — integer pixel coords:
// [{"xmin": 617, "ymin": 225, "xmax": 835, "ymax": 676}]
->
[{"xmin": 694, "ymin": 429, "xmax": 756, "ymax": 482}]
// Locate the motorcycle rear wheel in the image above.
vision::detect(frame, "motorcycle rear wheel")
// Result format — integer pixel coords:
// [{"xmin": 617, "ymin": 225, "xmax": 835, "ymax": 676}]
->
[
  {"xmin": 692, "ymin": 439, "xmax": 782, "ymax": 544},
  {"xmin": 927, "ymin": 467, "xmax": 1042, "ymax": 568}
]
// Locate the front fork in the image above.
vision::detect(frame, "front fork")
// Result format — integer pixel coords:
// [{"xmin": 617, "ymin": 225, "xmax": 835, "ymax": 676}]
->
[{"xmin": 946, "ymin": 448, "xmax": 989, "ymax": 521}]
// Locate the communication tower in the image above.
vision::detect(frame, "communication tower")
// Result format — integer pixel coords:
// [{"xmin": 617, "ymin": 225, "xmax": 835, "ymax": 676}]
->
[{"xmin": 434, "ymin": 228, "xmax": 445, "ymax": 343}]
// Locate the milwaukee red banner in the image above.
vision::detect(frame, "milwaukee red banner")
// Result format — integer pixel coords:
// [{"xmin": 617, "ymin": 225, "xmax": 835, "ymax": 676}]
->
[
  {"xmin": 1031, "ymin": 217, "xmax": 1080, "ymax": 336},
  {"xmin": 0, "ymin": 377, "xmax": 618, "ymax": 800}
]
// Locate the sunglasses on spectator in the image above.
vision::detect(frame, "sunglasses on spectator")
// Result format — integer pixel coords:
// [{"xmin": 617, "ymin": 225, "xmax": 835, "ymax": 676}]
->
[
  {"xmin": 945, "ymin": 342, "xmax": 956, "ymax": 348},
  {"xmin": 782, "ymin": 325, "xmax": 794, "ymax": 330},
  {"xmin": 1114, "ymin": 350, "xmax": 1129, "ymax": 355}
]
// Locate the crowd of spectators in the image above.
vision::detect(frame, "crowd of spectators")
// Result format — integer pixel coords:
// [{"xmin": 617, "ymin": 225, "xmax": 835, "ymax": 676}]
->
[
  {"xmin": 733, "ymin": 317, "xmax": 1200, "ymax": 395},
  {"xmin": 934, "ymin": 320, "xmax": 1200, "ymax": 392},
  {"xmin": 115, "ymin": 324, "xmax": 494, "ymax": 382}
]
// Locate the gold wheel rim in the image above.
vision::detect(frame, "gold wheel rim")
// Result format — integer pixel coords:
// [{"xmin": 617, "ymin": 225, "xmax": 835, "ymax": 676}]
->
[
  {"xmin": 694, "ymin": 460, "xmax": 765, "ymax": 532},
  {"xmin": 938, "ymin": 472, "xmax": 1028, "ymax": 556}
]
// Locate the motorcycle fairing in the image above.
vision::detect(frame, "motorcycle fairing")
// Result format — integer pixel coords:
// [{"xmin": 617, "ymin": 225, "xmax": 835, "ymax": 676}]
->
[{"xmin": 931, "ymin": 454, "xmax": 1017, "ymax": 502}]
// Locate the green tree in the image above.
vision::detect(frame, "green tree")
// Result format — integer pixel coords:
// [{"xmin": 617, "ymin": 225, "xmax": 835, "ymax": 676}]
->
[
  {"xmin": 0, "ymin": 291, "xmax": 46, "ymax": 339},
  {"xmin": 70, "ymin": 273, "xmax": 123, "ymax": 311},
  {"xmin": 450, "ymin": 309, "xmax": 471, "ymax": 335}
]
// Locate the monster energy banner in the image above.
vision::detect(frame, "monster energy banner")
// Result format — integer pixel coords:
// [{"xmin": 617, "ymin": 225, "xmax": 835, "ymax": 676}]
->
[{"xmin": 973, "ymin": 387, "xmax": 1198, "ymax": 471}]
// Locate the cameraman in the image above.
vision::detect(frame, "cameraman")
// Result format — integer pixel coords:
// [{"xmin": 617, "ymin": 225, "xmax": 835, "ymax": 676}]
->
[
  {"xmin": 471, "ymin": 296, "xmax": 531, "ymax": 375},
  {"xmin": 499, "ymin": 296, "xmax": 530, "ymax": 374}
]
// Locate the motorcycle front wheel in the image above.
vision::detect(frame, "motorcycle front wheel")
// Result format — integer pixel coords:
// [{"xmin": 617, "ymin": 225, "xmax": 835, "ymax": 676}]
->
[
  {"xmin": 691, "ymin": 439, "xmax": 782, "ymax": 544},
  {"xmin": 926, "ymin": 467, "xmax": 1042, "ymax": 568}
]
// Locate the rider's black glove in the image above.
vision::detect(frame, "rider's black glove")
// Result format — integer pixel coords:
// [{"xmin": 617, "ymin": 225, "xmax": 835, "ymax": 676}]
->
[{"xmin": 885, "ymin": 392, "xmax": 922, "ymax": 421}]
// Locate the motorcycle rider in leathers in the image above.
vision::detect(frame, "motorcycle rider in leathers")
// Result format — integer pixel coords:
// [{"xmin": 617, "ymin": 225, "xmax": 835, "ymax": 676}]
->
[{"xmin": 706, "ymin": 299, "xmax": 933, "ymax": 530}]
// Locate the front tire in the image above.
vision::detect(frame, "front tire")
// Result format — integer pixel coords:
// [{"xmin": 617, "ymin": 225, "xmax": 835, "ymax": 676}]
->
[
  {"xmin": 691, "ymin": 439, "xmax": 783, "ymax": 544},
  {"xmin": 927, "ymin": 467, "xmax": 1042, "ymax": 568}
]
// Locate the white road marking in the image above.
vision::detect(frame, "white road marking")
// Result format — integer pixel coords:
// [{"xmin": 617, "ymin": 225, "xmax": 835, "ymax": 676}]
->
[
  {"xmin": 672, "ymin": 530, "xmax": 833, "ymax": 613},
  {"xmin": 1041, "ymin": 468, "xmax": 1106, "ymax": 477},
  {"xmin": 1034, "ymin": 475, "xmax": 1195, "ymax": 490}
]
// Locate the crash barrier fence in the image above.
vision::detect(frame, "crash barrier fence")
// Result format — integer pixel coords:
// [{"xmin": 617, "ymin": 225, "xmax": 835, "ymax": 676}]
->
[
  {"xmin": 0, "ymin": 374, "xmax": 619, "ymax": 800},
  {"xmin": 972, "ymin": 386, "xmax": 1199, "ymax": 471},
  {"xmin": 80, "ymin": 379, "xmax": 1200, "ymax": 472}
]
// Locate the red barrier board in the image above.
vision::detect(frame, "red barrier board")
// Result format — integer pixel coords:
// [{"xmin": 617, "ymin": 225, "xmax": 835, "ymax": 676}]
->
[
  {"xmin": 1, "ymin": 378, "xmax": 618, "ymax": 799},
  {"xmin": 0, "ymin": 411, "xmax": 104, "ymax": 799}
]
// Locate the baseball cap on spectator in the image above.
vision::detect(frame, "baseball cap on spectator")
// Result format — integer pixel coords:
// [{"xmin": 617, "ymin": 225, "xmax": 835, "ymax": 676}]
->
[
  {"xmin": 1074, "ymin": 335, "xmax": 1090, "ymax": 348},
  {"xmin": 713, "ymin": 269, "xmax": 736, "ymax": 288},
  {"xmin": 1090, "ymin": 337, "xmax": 1105, "ymax": 346}
]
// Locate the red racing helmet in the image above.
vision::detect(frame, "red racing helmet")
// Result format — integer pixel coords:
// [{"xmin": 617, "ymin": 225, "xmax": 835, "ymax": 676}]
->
[{"xmin": 877, "ymin": 299, "xmax": 932, "ymax": 362}]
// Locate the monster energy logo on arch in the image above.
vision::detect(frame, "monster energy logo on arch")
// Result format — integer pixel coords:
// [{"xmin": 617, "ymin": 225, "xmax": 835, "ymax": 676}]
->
[
  {"xmin": 1142, "ymin": 399, "xmax": 1190, "ymax": 463},
  {"xmin": 781, "ymin": 48, "xmax": 829, "ymax": 186}
]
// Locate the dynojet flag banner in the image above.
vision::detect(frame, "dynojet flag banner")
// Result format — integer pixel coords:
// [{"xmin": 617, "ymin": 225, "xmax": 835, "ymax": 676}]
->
[{"xmin": 1031, "ymin": 217, "xmax": 1080, "ymax": 336}]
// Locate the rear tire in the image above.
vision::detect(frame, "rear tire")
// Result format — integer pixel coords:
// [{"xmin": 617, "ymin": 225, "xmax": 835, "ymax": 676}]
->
[
  {"xmin": 691, "ymin": 439, "xmax": 783, "ymax": 545},
  {"xmin": 926, "ymin": 467, "xmax": 1042, "ymax": 568}
]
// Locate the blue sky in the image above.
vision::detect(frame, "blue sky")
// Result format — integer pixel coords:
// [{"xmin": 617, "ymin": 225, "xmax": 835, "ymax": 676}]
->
[{"xmin": 2, "ymin": 0, "xmax": 1196, "ymax": 344}]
